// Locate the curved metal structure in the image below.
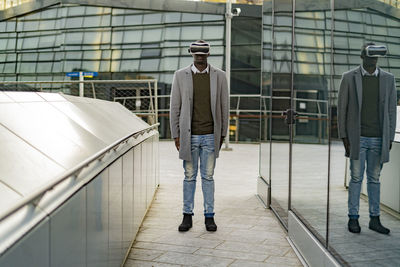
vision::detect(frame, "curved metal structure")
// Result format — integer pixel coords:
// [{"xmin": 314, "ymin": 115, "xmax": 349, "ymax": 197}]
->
[{"xmin": 0, "ymin": 92, "xmax": 159, "ymax": 267}]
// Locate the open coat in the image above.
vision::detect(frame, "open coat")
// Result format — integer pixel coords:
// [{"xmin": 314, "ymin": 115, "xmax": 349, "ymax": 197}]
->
[
  {"xmin": 169, "ymin": 64, "xmax": 229, "ymax": 161},
  {"xmin": 337, "ymin": 66, "xmax": 397, "ymax": 163}
]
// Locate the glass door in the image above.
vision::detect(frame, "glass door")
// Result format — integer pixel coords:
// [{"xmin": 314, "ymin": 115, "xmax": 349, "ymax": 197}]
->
[{"xmin": 269, "ymin": 0, "xmax": 294, "ymax": 227}]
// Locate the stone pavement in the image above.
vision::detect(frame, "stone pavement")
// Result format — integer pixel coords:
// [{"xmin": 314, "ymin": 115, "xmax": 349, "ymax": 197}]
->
[{"xmin": 124, "ymin": 141, "xmax": 302, "ymax": 267}]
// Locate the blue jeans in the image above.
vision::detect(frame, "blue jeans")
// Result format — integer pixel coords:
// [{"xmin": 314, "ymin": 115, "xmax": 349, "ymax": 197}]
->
[
  {"xmin": 183, "ymin": 134, "xmax": 216, "ymax": 218},
  {"xmin": 348, "ymin": 136, "xmax": 383, "ymax": 219}
]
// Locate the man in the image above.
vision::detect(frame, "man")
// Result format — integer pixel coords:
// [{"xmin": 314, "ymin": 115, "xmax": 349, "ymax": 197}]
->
[
  {"xmin": 338, "ymin": 43, "xmax": 397, "ymax": 234},
  {"xmin": 169, "ymin": 40, "xmax": 229, "ymax": 232}
]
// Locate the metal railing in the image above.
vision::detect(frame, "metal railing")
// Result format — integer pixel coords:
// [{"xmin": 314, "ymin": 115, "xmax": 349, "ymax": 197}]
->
[
  {"xmin": 0, "ymin": 81, "xmax": 329, "ymax": 142},
  {"xmin": 0, "ymin": 80, "xmax": 158, "ymax": 124},
  {"xmin": 0, "ymin": 123, "xmax": 159, "ymax": 223}
]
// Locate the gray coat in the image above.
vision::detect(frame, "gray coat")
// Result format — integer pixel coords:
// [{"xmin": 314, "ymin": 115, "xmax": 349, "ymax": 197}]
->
[
  {"xmin": 169, "ymin": 64, "xmax": 229, "ymax": 161},
  {"xmin": 337, "ymin": 66, "xmax": 397, "ymax": 163}
]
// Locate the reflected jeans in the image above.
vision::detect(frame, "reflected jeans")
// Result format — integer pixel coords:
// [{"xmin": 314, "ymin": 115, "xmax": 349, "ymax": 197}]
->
[
  {"xmin": 183, "ymin": 134, "xmax": 216, "ymax": 218},
  {"xmin": 348, "ymin": 136, "xmax": 383, "ymax": 219}
]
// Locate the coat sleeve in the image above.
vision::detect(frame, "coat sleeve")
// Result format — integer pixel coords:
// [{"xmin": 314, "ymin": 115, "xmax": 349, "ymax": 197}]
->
[
  {"xmin": 337, "ymin": 73, "xmax": 349, "ymax": 139},
  {"xmin": 388, "ymin": 75, "xmax": 397, "ymax": 142},
  {"xmin": 220, "ymin": 72, "xmax": 229, "ymax": 138},
  {"xmin": 169, "ymin": 71, "xmax": 181, "ymax": 139}
]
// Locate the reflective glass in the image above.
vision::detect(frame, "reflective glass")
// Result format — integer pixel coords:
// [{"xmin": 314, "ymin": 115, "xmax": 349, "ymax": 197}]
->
[
  {"xmin": 181, "ymin": 26, "xmax": 203, "ymax": 40},
  {"xmin": 269, "ymin": 7, "xmax": 293, "ymax": 227},
  {"xmin": 165, "ymin": 27, "xmax": 180, "ymax": 40},
  {"xmin": 329, "ymin": 4, "xmax": 400, "ymax": 266},
  {"xmin": 120, "ymin": 60, "xmax": 139, "ymax": 72},
  {"xmin": 142, "ymin": 29, "xmax": 162, "ymax": 42},
  {"xmin": 83, "ymin": 32, "xmax": 102, "ymax": 44},
  {"xmin": 164, "ymin": 13, "xmax": 181, "ymax": 23},
  {"xmin": 21, "ymin": 37, "xmax": 39, "ymax": 49},
  {"xmin": 181, "ymin": 13, "xmax": 201, "ymax": 22},
  {"xmin": 161, "ymin": 57, "xmax": 179, "ymax": 71},
  {"xmin": 82, "ymin": 61, "xmax": 100, "ymax": 71},
  {"xmin": 203, "ymin": 26, "xmax": 224, "ymax": 40},
  {"xmin": 83, "ymin": 16, "xmax": 102, "ymax": 28},
  {"xmin": 140, "ymin": 59, "xmax": 160, "ymax": 72},
  {"xmin": 290, "ymin": 0, "xmax": 330, "ymax": 244},
  {"xmin": 124, "ymin": 15, "xmax": 143, "ymax": 25},
  {"xmin": 207, "ymin": 56, "xmax": 223, "ymax": 69},
  {"xmin": 143, "ymin": 13, "xmax": 162, "ymax": 24},
  {"xmin": 123, "ymin": 30, "xmax": 142, "ymax": 43},
  {"xmin": 66, "ymin": 17, "xmax": 83, "ymax": 28}
]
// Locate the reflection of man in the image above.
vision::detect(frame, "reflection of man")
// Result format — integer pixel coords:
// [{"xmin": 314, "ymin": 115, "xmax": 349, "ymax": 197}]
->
[
  {"xmin": 338, "ymin": 43, "xmax": 397, "ymax": 234},
  {"xmin": 169, "ymin": 40, "xmax": 229, "ymax": 232}
]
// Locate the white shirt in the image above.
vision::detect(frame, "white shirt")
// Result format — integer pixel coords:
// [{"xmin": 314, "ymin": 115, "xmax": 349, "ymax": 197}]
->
[
  {"xmin": 191, "ymin": 64, "xmax": 209, "ymax": 74},
  {"xmin": 360, "ymin": 65, "xmax": 379, "ymax": 77}
]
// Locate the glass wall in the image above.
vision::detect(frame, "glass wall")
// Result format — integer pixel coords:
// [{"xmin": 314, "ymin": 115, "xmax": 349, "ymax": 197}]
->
[
  {"xmin": 0, "ymin": 2, "xmax": 262, "ymax": 142},
  {"xmin": 260, "ymin": 0, "xmax": 400, "ymax": 265}
]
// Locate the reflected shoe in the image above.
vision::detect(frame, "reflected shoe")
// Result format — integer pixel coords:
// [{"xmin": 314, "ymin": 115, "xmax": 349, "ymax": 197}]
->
[
  {"xmin": 369, "ymin": 216, "xmax": 390, "ymax": 235},
  {"xmin": 205, "ymin": 217, "xmax": 217, "ymax": 232},
  {"xmin": 178, "ymin": 214, "xmax": 192, "ymax": 232},
  {"xmin": 348, "ymin": 218, "xmax": 361, "ymax": 233}
]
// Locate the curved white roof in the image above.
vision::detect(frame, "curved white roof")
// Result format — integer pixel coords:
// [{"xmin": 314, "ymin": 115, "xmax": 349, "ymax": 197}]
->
[{"xmin": 0, "ymin": 91, "xmax": 149, "ymax": 216}]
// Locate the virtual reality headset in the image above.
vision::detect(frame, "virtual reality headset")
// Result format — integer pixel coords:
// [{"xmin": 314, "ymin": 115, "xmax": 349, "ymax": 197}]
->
[
  {"xmin": 364, "ymin": 45, "xmax": 387, "ymax": 57},
  {"xmin": 188, "ymin": 42, "xmax": 210, "ymax": 55}
]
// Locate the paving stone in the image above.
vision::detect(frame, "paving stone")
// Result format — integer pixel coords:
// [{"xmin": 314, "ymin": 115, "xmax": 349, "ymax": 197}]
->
[
  {"xmin": 128, "ymin": 248, "xmax": 165, "ymax": 261},
  {"xmin": 133, "ymin": 241, "xmax": 199, "ymax": 254},
  {"xmin": 125, "ymin": 259, "xmax": 181, "ymax": 267},
  {"xmin": 194, "ymin": 248, "xmax": 268, "ymax": 261},
  {"xmin": 215, "ymin": 241, "xmax": 290, "ymax": 256},
  {"xmin": 155, "ymin": 235, "xmax": 223, "ymax": 249},
  {"xmin": 155, "ymin": 251, "xmax": 234, "ymax": 266},
  {"xmin": 123, "ymin": 143, "xmax": 300, "ymax": 267},
  {"xmin": 229, "ymin": 259, "xmax": 286, "ymax": 267},
  {"xmin": 265, "ymin": 256, "xmax": 302, "ymax": 266}
]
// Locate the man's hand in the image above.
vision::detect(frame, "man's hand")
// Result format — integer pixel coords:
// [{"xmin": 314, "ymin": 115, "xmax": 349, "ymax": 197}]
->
[
  {"xmin": 219, "ymin": 137, "xmax": 225, "ymax": 150},
  {"xmin": 174, "ymin": 137, "xmax": 180, "ymax": 151},
  {"xmin": 342, "ymin": 137, "xmax": 350, "ymax": 157}
]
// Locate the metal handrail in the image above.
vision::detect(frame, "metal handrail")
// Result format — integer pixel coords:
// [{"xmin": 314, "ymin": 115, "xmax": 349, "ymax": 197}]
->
[
  {"xmin": 0, "ymin": 80, "xmax": 157, "ymax": 84},
  {"xmin": 0, "ymin": 123, "xmax": 159, "ymax": 223}
]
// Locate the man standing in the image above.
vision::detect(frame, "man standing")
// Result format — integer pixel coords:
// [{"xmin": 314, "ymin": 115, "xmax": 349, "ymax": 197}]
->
[
  {"xmin": 338, "ymin": 43, "xmax": 397, "ymax": 234},
  {"xmin": 169, "ymin": 40, "xmax": 229, "ymax": 232}
]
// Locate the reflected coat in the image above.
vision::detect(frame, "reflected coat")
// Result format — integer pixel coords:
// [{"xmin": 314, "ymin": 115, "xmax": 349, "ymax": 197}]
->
[
  {"xmin": 337, "ymin": 66, "xmax": 397, "ymax": 163},
  {"xmin": 169, "ymin": 64, "xmax": 229, "ymax": 161}
]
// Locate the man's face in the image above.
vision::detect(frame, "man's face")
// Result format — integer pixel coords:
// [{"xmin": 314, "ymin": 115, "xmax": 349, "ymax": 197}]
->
[
  {"xmin": 362, "ymin": 55, "xmax": 378, "ymax": 69},
  {"xmin": 193, "ymin": 54, "xmax": 209, "ymax": 65}
]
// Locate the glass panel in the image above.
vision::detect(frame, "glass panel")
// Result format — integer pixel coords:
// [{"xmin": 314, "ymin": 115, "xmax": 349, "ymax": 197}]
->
[
  {"xmin": 120, "ymin": 60, "xmax": 139, "ymax": 72},
  {"xmin": 329, "ymin": 3, "xmax": 400, "ymax": 266},
  {"xmin": 291, "ymin": 0, "xmax": 330, "ymax": 245},
  {"xmin": 269, "ymin": 1, "xmax": 293, "ymax": 227},
  {"xmin": 142, "ymin": 29, "xmax": 162, "ymax": 42},
  {"xmin": 203, "ymin": 26, "xmax": 224, "ymax": 40},
  {"xmin": 165, "ymin": 27, "xmax": 180, "ymax": 40},
  {"xmin": 260, "ymin": 14, "xmax": 271, "ymax": 183},
  {"xmin": 181, "ymin": 26, "xmax": 203, "ymax": 40},
  {"xmin": 123, "ymin": 30, "xmax": 142, "ymax": 44},
  {"xmin": 143, "ymin": 13, "xmax": 162, "ymax": 24},
  {"xmin": 140, "ymin": 59, "xmax": 160, "ymax": 71}
]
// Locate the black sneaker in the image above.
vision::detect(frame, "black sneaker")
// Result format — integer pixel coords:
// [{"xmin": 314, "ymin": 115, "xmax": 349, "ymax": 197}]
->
[
  {"xmin": 369, "ymin": 216, "xmax": 390, "ymax": 235},
  {"xmin": 348, "ymin": 218, "xmax": 361, "ymax": 233},
  {"xmin": 205, "ymin": 217, "xmax": 217, "ymax": 232},
  {"xmin": 178, "ymin": 214, "xmax": 193, "ymax": 232}
]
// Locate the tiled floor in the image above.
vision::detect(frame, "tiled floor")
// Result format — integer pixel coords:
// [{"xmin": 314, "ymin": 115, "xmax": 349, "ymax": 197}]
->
[{"xmin": 124, "ymin": 142, "xmax": 302, "ymax": 267}]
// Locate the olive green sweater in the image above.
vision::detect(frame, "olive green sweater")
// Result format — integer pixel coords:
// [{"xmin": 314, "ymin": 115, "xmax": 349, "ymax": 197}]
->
[
  {"xmin": 361, "ymin": 75, "xmax": 381, "ymax": 137},
  {"xmin": 191, "ymin": 73, "xmax": 214, "ymax": 135}
]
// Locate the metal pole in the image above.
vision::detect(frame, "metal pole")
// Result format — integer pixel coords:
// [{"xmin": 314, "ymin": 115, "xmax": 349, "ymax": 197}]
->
[
  {"xmin": 79, "ymin": 71, "xmax": 84, "ymax": 97},
  {"xmin": 224, "ymin": 0, "xmax": 232, "ymax": 151}
]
